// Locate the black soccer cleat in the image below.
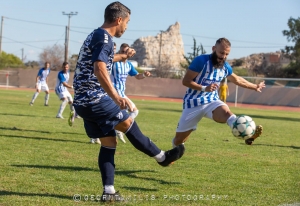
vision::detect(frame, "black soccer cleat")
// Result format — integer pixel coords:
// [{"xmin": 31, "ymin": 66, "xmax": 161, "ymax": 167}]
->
[
  {"xmin": 245, "ymin": 125, "xmax": 263, "ymax": 145},
  {"xmin": 101, "ymin": 191, "xmax": 124, "ymax": 202},
  {"xmin": 157, "ymin": 144, "xmax": 185, "ymax": 167}
]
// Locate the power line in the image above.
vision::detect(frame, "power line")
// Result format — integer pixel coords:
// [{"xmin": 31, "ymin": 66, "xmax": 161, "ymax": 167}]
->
[
  {"xmin": 2, "ymin": 39, "xmax": 64, "ymax": 43},
  {"xmin": 2, "ymin": 36, "xmax": 44, "ymax": 49}
]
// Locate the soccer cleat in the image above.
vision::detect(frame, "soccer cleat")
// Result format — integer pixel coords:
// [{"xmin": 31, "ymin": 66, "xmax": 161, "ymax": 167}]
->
[
  {"xmin": 29, "ymin": 102, "xmax": 33, "ymax": 106},
  {"xmin": 157, "ymin": 144, "xmax": 185, "ymax": 167},
  {"xmin": 116, "ymin": 131, "xmax": 126, "ymax": 143},
  {"xmin": 56, "ymin": 115, "xmax": 64, "ymax": 119},
  {"xmin": 245, "ymin": 125, "xmax": 263, "ymax": 145},
  {"xmin": 90, "ymin": 138, "xmax": 95, "ymax": 144},
  {"xmin": 95, "ymin": 138, "xmax": 101, "ymax": 144},
  {"xmin": 44, "ymin": 104, "xmax": 49, "ymax": 106},
  {"xmin": 68, "ymin": 111, "xmax": 75, "ymax": 126},
  {"xmin": 101, "ymin": 191, "xmax": 124, "ymax": 202}
]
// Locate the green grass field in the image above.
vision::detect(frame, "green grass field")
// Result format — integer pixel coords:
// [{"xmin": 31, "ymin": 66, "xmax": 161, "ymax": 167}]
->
[{"xmin": 0, "ymin": 89, "xmax": 299, "ymax": 206}]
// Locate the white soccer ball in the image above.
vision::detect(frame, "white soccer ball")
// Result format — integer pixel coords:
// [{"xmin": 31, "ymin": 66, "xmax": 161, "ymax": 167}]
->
[{"xmin": 232, "ymin": 115, "xmax": 256, "ymax": 140}]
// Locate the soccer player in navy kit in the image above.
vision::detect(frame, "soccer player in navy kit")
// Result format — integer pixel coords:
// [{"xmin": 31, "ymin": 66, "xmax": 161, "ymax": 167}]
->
[
  {"xmin": 172, "ymin": 38, "xmax": 265, "ymax": 149},
  {"xmin": 29, "ymin": 62, "xmax": 51, "ymax": 106},
  {"xmin": 73, "ymin": 2, "xmax": 184, "ymax": 202}
]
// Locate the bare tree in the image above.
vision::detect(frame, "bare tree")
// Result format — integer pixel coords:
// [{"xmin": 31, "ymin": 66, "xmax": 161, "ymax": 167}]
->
[{"xmin": 39, "ymin": 44, "xmax": 64, "ymax": 70}]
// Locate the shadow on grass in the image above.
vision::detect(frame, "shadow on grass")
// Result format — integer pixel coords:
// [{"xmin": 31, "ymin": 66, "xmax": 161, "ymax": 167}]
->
[
  {"xmin": 247, "ymin": 143, "xmax": 300, "ymax": 149},
  {"xmin": 11, "ymin": 165, "xmax": 181, "ymax": 186},
  {"xmin": 0, "ymin": 190, "xmax": 71, "ymax": 200},
  {"xmin": 1, "ymin": 134, "xmax": 86, "ymax": 144},
  {"xmin": 121, "ymin": 186, "xmax": 158, "ymax": 192},
  {"xmin": 0, "ymin": 126, "xmax": 82, "ymax": 135},
  {"xmin": 115, "ymin": 170, "xmax": 181, "ymax": 185},
  {"xmin": 0, "ymin": 112, "xmax": 48, "ymax": 118},
  {"xmin": 12, "ymin": 164, "xmax": 96, "ymax": 171},
  {"xmin": 235, "ymin": 114, "xmax": 300, "ymax": 122}
]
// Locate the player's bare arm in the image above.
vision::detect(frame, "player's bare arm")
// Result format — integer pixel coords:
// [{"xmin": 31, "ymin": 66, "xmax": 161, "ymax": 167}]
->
[
  {"xmin": 94, "ymin": 61, "xmax": 133, "ymax": 111},
  {"xmin": 113, "ymin": 47, "xmax": 136, "ymax": 62},
  {"xmin": 182, "ymin": 69, "xmax": 219, "ymax": 92},
  {"xmin": 227, "ymin": 73, "xmax": 265, "ymax": 92},
  {"xmin": 135, "ymin": 71, "xmax": 151, "ymax": 79},
  {"xmin": 62, "ymin": 82, "xmax": 73, "ymax": 89}
]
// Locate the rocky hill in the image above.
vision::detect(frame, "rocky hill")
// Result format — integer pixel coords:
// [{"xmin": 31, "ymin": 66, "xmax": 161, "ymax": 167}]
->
[{"xmin": 130, "ymin": 22, "xmax": 184, "ymax": 70}]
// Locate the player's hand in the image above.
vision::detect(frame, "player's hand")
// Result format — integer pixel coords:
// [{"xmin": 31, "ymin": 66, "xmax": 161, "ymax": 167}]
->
[
  {"xmin": 206, "ymin": 83, "xmax": 219, "ymax": 92},
  {"xmin": 114, "ymin": 97, "xmax": 133, "ymax": 112},
  {"xmin": 256, "ymin": 81, "xmax": 265, "ymax": 92},
  {"xmin": 143, "ymin": 71, "xmax": 151, "ymax": 77},
  {"xmin": 126, "ymin": 48, "xmax": 136, "ymax": 58}
]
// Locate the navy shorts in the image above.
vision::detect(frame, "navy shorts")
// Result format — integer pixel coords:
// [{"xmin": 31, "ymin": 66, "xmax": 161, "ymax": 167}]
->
[{"xmin": 74, "ymin": 95, "xmax": 129, "ymax": 139}]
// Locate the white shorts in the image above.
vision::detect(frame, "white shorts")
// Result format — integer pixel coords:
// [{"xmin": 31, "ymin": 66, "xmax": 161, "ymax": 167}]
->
[
  {"xmin": 36, "ymin": 82, "xmax": 49, "ymax": 92},
  {"xmin": 176, "ymin": 100, "xmax": 227, "ymax": 132},
  {"xmin": 56, "ymin": 90, "xmax": 73, "ymax": 102}
]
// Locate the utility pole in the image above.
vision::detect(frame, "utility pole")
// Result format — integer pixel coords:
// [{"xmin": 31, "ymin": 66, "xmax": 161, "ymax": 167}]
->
[
  {"xmin": 64, "ymin": 26, "xmax": 68, "ymax": 63},
  {"xmin": 158, "ymin": 30, "xmax": 163, "ymax": 69},
  {"xmin": 62, "ymin": 12, "xmax": 78, "ymax": 62},
  {"xmin": 0, "ymin": 16, "xmax": 4, "ymax": 55}
]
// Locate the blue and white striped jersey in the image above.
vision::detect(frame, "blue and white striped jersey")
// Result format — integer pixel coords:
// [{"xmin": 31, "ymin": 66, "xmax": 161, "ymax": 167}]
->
[
  {"xmin": 111, "ymin": 61, "xmax": 138, "ymax": 97},
  {"xmin": 73, "ymin": 28, "xmax": 114, "ymax": 106},
  {"xmin": 55, "ymin": 71, "xmax": 69, "ymax": 93},
  {"xmin": 183, "ymin": 54, "xmax": 233, "ymax": 109},
  {"xmin": 37, "ymin": 68, "xmax": 50, "ymax": 83}
]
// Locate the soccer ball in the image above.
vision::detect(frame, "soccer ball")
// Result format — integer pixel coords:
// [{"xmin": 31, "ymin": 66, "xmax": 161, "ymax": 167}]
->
[{"xmin": 232, "ymin": 115, "xmax": 256, "ymax": 140}]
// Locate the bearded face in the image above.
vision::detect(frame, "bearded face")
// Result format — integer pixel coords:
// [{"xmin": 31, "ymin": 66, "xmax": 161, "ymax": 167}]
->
[{"xmin": 211, "ymin": 51, "xmax": 226, "ymax": 68}]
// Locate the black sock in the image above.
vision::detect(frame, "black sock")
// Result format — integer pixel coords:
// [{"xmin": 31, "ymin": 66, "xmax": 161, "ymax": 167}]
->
[
  {"xmin": 98, "ymin": 146, "xmax": 115, "ymax": 186},
  {"xmin": 125, "ymin": 121, "xmax": 161, "ymax": 157}
]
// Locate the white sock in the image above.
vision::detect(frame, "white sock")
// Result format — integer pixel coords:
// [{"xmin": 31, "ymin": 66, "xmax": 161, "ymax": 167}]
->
[
  {"xmin": 31, "ymin": 92, "xmax": 39, "ymax": 103},
  {"xmin": 226, "ymin": 114, "xmax": 237, "ymax": 129},
  {"xmin": 104, "ymin": 185, "xmax": 116, "ymax": 194},
  {"xmin": 154, "ymin": 151, "xmax": 165, "ymax": 162},
  {"xmin": 57, "ymin": 100, "xmax": 68, "ymax": 116},
  {"xmin": 129, "ymin": 110, "xmax": 139, "ymax": 119},
  {"xmin": 45, "ymin": 94, "xmax": 49, "ymax": 104}
]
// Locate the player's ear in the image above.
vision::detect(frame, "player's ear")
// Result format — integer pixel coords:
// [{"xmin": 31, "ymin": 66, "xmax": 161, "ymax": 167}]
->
[
  {"xmin": 212, "ymin": 46, "xmax": 216, "ymax": 52},
  {"xmin": 116, "ymin": 17, "xmax": 122, "ymax": 25}
]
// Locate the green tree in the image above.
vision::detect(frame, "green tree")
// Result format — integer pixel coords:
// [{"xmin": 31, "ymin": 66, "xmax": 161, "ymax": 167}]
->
[
  {"xmin": 180, "ymin": 38, "xmax": 206, "ymax": 69},
  {"xmin": 0, "ymin": 51, "xmax": 24, "ymax": 69},
  {"xmin": 282, "ymin": 17, "xmax": 300, "ymax": 77}
]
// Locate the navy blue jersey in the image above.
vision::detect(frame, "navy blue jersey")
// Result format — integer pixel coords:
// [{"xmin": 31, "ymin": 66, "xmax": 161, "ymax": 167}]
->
[
  {"xmin": 183, "ymin": 54, "xmax": 233, "ymax": 109},
  {"xmin": 73, "ymin": 28, "xmax": 114, "ymax": 106}
]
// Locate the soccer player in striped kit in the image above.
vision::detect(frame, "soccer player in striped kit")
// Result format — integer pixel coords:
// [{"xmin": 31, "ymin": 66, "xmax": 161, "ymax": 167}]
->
[
  {"xmin": 111, "ymin": 43, "xmax": 151, "ymax": 143},
  {"xmin": 29, "ymin": 62, "xmax": 51, "ymax": 106},
  {"xmin": 72, "ymin": 2, "xmax": 184, "ymax": 202},
  {"xmin": 172, "ymin": 38, "xmax": 265, "ymax": 147},
  {"xmin": 55, "ymin": 62, "xmax": 75, "ymax": 122}
]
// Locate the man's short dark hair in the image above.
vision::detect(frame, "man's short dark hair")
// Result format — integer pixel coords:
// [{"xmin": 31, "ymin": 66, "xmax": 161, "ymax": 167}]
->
[
  {"xmin": 104, "ymin": 1, "xmax": 131, "ymax": 23},
  {"xmin": 62, "ymin": 62, "xmax": 69, "ymax": 67},
  {"xmin": 120, "ymin": 43, "xmax": 129, "ymax": 49},
  {"xmin": 216, "ymin": 38, "xmax": 231, "ymax": 47}
]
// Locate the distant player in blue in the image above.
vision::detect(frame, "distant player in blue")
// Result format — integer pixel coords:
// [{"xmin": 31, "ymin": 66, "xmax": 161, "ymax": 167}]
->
[
  {"xmin": 111, "ymin": 43, "xmax": 151, "ymax": 143},
  {"xmin": 172, "ymin": 38, "xmax": 265, "ymax": 148},
  {"xmin": 29, "ymin": 62, "xmax": 51, "ymax": 106},
  {"xmin": 73, "ymin": 2, "xmax": 184, "ymax": 202},
  {"xmin": 55, "ymin": 62, "xmax": 75, "ymax": 123}
]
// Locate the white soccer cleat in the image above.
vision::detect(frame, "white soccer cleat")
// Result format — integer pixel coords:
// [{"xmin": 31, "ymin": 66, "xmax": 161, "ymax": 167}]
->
[
  {"xmin": 95, "ymin": 138, "xmax": 101, "ymax": 144},
  {"xmin": 68, "ymin": 111, "xmax": 75, "ymax": 126},
  {"xmin": 116, "ymin": 131, "xmax": 126, "ymax": 143},
  {"xmin": 56, "ymin": 115, "xmax": 64, "ymax": 119}
]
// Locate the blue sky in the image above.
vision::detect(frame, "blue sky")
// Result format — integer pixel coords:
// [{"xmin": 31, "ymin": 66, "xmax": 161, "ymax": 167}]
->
[{"xmin": 0, "ymin": 0, "xmax": 299, "ymax": 62}]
